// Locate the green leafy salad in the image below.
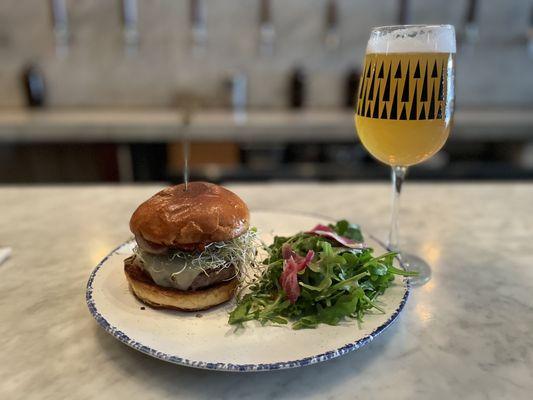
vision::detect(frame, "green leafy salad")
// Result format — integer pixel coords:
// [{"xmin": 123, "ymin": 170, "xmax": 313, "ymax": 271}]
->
[{"xmin": 229, "ymin": 220, "xmax": 415, "ymax": 329}]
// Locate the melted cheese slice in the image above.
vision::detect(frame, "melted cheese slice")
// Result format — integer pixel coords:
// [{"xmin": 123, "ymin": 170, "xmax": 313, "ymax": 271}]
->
[{"xmin": 138, "ymin": 252, "xmax": 206, "ymax": 291}]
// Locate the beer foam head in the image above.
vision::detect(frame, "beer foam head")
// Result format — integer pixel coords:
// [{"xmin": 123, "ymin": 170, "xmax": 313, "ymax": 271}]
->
[{"xmin": 367, "ymin": 25, "xmax": 456, "ymax": 54}]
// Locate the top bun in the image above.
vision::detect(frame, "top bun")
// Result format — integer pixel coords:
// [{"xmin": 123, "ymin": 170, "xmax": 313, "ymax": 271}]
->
[{"xmin": 130, "ymin": 182, "xmax": 250, "ymax": 246}]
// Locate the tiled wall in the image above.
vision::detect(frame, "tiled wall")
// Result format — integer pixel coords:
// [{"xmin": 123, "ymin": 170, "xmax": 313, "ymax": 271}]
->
[{"xmin": 0, "ymin": 0, "xmax": 531, "ymax": 109}]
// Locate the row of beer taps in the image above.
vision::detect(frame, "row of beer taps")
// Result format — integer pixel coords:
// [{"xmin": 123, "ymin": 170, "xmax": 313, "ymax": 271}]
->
[
  {"xmin": 51, "ymin": 0, "xmax": 533, "ymax": 58},
  {"xmin": 50, "ymin": 0, "xmax": 337, "ymax": 57}
]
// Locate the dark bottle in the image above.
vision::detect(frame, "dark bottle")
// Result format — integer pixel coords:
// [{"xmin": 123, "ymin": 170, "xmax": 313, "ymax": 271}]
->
[
  {"xmin": 344, "ymin": 67, "xmax": 360, "ymax": 109},
  {"xmin": 289, "ymin": 66, "xmax": 306, "ymax": 109},
  {"xmin": 21, "ymin": 63, "xmax": 46, "ymax": 107}
]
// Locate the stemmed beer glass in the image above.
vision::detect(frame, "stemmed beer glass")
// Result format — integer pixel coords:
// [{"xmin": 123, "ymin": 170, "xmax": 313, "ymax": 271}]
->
[{"xmin": 355, "ymin": 25, "xmax": 456, "ymax": 285}]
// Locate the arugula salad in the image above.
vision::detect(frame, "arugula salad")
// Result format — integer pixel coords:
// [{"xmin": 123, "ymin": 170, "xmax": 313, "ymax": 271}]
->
[{"xmin": 229, "ymin": 220, "xmax": 415, "ymax": 329}]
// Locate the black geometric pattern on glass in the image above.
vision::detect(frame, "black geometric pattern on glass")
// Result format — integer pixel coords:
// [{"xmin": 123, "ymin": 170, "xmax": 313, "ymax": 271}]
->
[
  {"xmin": 413, "ymin": 61, "xmax": 421, "ymax": 78},
  {"xmin": 381, "ymin": 101, "xmax": 388, "ymax": 119},
  {"xmin": 428, "ymin": 87, "xmax": 436, "ymax": 119},
  {"xmin": 438, "ymin": 63, "xmax": 445, "ymax": 101},
  {"xmin": 421, "ymin": 62, "xmax": 428, "ymax": 102},
  {"xmin": 401, "ymin": 64, "xmax": 410, "ymax": 102},
  {"xmin": 431, "ymin": 60, "xmax": 438, "ymax": 78},
  {"xmin": 360, "ymin": 92, "xmax": 366, "ymax": 115},
  {"xmin": 382, "ymin": 67, "xmax": 391, "ymax": 101},
  {"xmin": 399, "ymin": 104, "xmax": 407, "ymax": 120},
  {"xmin": 394, "ymin": 62, "xmax": 402, "ymax": 78},
  {"xmin": 356, "ymin": 55, "xmax": 447, "ymax": 121},
  {"xmin": 409, "ymin": 85, "xmax": 418, "ymax": 120},
  {"xmin": 368, "ymin": 66, "xmax": 376, "ymax": 100},
  {"xmin": 419, "ymin": 103, "xmax": 426, "ymax": 120},
  {"xmin": 372, "ymin": 82, "xmax": 381, "ymax": 118},
  {"xmin": 358, "ymin": 77, "xmax": 366, "ymax": 114},
  {"xmin": 389, "ymin": 85, "xmax": 398, "ymax": 119}
]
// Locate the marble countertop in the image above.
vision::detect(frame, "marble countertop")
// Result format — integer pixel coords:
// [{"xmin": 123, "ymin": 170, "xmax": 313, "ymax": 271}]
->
[{"xmin": 1, "ymin": 183, "xmax": 532, "ymax": 399}]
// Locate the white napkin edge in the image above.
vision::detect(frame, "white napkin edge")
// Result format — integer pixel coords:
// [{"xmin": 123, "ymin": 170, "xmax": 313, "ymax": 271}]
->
[{"xmin": 0, "ymin": 247, "xmax": 12, "ymax": 265}]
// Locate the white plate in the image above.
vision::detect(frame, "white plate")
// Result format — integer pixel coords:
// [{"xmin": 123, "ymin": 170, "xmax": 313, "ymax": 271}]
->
[{"xmin": 86, "ymin": 210, "xmax": 409, "ymax": 372}]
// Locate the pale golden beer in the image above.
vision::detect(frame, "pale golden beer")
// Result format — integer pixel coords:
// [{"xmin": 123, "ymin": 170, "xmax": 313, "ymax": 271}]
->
[{"xmin": 355, "ymin": 52, "xmax": 454, "ymax": 166}]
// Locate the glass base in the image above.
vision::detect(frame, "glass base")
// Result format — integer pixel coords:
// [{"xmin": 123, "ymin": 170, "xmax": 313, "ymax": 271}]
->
[{"xmin": 399, "ymin": 253, "xmax": 431, "ymax": 286}]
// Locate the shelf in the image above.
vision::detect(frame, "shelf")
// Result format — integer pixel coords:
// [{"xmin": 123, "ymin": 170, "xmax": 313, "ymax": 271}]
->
[
  {"xmin": 0, "ymin": 108, "xmax": 531, "ymax": 143},
  {"xmin": 168, "ymin": 161, "xmax": 533, "ymax": 183}
]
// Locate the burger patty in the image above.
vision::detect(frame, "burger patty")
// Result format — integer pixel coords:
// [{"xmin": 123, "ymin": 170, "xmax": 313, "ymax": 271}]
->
[
  {"xmin": 129, "ymin": 255, "xmax": 237, "ymax": 291},
  {"xmin": 189, "ymin": 264, "xmax": 237, "ymax": 290}
]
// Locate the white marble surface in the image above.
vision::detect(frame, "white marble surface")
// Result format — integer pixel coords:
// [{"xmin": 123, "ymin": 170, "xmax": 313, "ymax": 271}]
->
[{"xmin": 0, "ymin": 183, "xmax": 532, "ymax": 399}]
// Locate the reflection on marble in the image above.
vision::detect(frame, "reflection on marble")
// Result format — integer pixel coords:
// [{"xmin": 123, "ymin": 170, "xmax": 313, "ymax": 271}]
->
[{"xmin": 0, "ymin": 183, "xmax": 532, "ymax": 399}]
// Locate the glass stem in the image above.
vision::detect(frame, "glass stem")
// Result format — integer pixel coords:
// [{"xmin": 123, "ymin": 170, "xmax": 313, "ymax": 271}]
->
[{"xmin": 388, "ymin": 165, "xmax": 407, "ymax": 253}]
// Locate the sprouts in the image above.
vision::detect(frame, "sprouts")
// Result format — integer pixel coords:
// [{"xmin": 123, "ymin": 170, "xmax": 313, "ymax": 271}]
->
[{"xmin": 134, "ymin": 229, "xmax": 262, "ymax": 283}]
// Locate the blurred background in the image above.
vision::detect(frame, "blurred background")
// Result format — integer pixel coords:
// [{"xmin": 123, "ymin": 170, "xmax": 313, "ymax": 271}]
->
[{"xmin": 0, "ymin": 0, "xmax": 531, "ymax": 184}]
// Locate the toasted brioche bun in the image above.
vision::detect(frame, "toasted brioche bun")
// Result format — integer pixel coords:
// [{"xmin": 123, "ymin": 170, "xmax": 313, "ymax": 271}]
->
[
  {"xmin": 124, "ymin": 256, "xmax": 238, "ymax": 311},
  {"xmin": 130, "ymin": 182, "xmax": 250, "ymax": 247}
]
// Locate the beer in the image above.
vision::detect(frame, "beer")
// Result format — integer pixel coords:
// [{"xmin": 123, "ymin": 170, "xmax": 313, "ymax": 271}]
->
[{"xmin": 355, "ymin": 52, "xmax": 454, "ymax": 166}]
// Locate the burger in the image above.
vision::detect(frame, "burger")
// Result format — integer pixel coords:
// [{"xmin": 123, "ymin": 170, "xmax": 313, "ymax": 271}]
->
[{"xmin": 125, "ymin": 182, "xmax": 254, "ymax": 311}]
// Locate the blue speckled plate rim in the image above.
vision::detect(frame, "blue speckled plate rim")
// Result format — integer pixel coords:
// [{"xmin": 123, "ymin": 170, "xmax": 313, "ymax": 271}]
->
[{"xmin": 86, "ymin": 210, "xmax": 410, "ymax": 372}]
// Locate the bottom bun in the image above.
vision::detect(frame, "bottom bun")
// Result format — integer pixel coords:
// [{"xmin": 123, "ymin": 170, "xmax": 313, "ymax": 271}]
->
[{"xmin": 124, "ymin": 256, "xmax": 239, "ymax": 311}]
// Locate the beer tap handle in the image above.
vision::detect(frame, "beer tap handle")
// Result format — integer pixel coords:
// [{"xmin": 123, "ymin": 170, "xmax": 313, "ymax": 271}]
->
[
  {"xmin": 122, "ymin": 0, "xmax": 139, "ymax": 55},
  {"xmin": 259, "ymin": 0, "xmax": 275, "ymax": 56},
  {"xmin": 397, "ymin": 0, "xmax": 412, "ymax": 25},
  {"xmin": 324, "ymin": 0, "xmax": 340, "ymax": 51},
  {"xmin": 229, "ymin": 72, "xmax": 248, "ymax": 124},
  {"xmin": 190, "ymin": 0, "xmax": 207, "ymax": 55},
  {"xmin": 50, "ymin": 0, "xmax": 69, "ymax": 57},
  {"xmin": 462, "ymin": 0, "xmax": 479, "ymax": 46},
  {"xmin": 527, "ymin": 4, "xmax": 533, "ymax": 59}
]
